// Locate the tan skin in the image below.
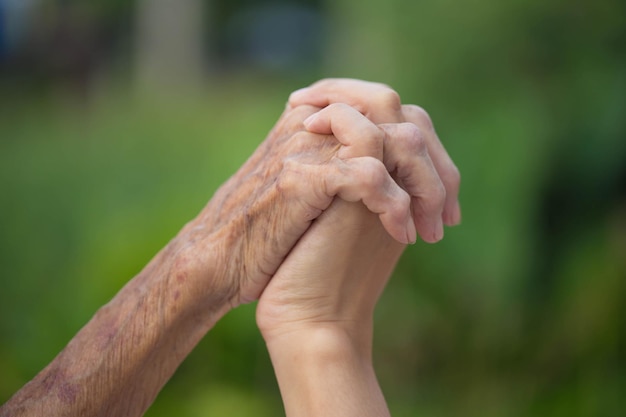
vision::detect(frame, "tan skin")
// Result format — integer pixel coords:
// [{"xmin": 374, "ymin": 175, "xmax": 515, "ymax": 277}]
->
[{"xmin": 0, "ymin": 79, "xmax": 460, "ymax": 417}]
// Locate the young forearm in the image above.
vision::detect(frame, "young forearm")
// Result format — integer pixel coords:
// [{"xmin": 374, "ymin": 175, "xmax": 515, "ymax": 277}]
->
[
  {"xmin": 266, "ymin": 325, "xmax": 391, "ymax": 417},
  {"xmin": 257, "ymin": 202, "xmax": 403, "ymax": 417},
  {"xmin": 0, "ymin": 244, "xmax": 230, "ymax": 417}
]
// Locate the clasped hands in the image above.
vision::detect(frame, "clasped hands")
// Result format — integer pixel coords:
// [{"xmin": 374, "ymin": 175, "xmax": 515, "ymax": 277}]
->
[
  {"xmin": 165, "ymin": 79, "xmax": 460, "ymax": 415},
  {"xmin": 173, "ymin": 78, "xmax": 460, "ymax": 325}
]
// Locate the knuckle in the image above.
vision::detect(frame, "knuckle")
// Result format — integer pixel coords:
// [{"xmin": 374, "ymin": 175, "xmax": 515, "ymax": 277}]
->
[
  {"xmin": 283, "ymin": 105, "xmax": 318, "ymax": 128},
  {"xmin": 373, "ymin": 81, "xmax": 398, "ymax": 94},
  {"xmin": 405, "ymin": 104, "xmax": 434, "ymax": 131},
  {"xmin": 374, "ymin": 89, "xmax": 402, "ymax": 112},
  {"xmin": 358, "ymin": 158, "xmax": 388, "ymax": 189},
  {"xmin": 280, "ymin": 159, "xmax": 328, "ymax": 216},
  {"xmin": 289, "ymin": 104, "xmax": 317, "ymax": 118},
  {"xmin": 399, "ymin": 123, "xmax": 427, "ymax": 155},
  {"xmin": 285, "ymin": 130, "xmax": 336, "ymax": 158},
  {"xmin": 276, "ymin": 159, "xmax": 302, "ymax": 194},
  {"xmin": 287, "ymin": 130, "xmax": 314, "ymax": 150}
]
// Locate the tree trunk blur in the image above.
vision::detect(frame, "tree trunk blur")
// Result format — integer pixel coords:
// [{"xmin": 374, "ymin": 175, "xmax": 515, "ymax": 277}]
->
[{"xmin": 134, "ymin": 0, "xmax": 206, "ymax": 90}]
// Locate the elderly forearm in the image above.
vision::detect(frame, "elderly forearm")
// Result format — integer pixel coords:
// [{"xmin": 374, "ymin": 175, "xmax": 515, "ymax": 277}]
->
[{"xmin": 0, "ymin": 241, "xmax": 231, "ymax": 417}]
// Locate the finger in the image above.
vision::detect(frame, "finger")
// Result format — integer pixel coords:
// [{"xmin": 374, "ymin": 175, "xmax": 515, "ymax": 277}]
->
[
  {"xmin": 279, "ymin": 156, "xmax": 415, "ymax": 244},
  {"xmin": 289, "ymin": 78, "xmax": 404, "ymax": 123},
  {"xmin": 379, "ymin": 123, "xmax": 446, "ymax": 243},
  {"xmin": 302, "ymin": 104, "xmax": 447, "ymax": 243},
  {"xmin": 303, "ymin": 103, "xmax": 384, "ymax": 160},
  {"xmin": 402, "ymin": 105, "xmax": 461, "ymax": 226}
]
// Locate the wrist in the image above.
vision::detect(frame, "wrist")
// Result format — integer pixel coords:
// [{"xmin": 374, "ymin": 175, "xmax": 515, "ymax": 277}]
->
[
  {"xmin": 264, "ymin": 323, "xmax": 373, "ymax": 365},
  {"xmin": 149, "ymin": 230, "xmax": 234, "ymax": 326},
  {"xmin": 265, "ymin": 325, "xmax": 389, "ymax": 417},
  {"xmin": 261, "ymin": 313, "xmax": 375, "ymax": 358}
]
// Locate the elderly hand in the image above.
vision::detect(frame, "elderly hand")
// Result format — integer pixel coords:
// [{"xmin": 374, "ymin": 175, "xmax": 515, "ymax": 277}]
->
[{"xmin": 170, "ymin": 103, "xmax": 416, "ymax": 312}]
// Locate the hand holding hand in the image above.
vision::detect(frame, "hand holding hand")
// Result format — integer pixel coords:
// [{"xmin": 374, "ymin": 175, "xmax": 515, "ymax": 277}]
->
[
  {"xmin": 170, "ymin": 101, "xmax": 416, "ymax": 313},
  {"xmin": 258, "ymin": 79, "xmax": 462, "ymax": 338},
  {"xmin": 256, "ymin": 80, "xmax": 460, "ymax": 417}
]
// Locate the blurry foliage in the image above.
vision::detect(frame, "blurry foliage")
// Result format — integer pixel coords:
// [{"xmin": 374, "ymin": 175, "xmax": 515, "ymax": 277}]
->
[{"xmin": 1, "ymin": 0, "xmax": 625, "ymax": 416}]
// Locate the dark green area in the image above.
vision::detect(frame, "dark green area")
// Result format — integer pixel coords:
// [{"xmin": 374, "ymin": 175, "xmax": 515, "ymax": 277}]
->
[{"xmin": 1, "ymin": 0, "xmax": 625, "ymax": 415}]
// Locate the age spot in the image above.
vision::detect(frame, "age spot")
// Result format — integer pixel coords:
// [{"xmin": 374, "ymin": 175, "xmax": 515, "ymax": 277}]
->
[
  {"xmin": 176, "ymin": 272, "xmax": 186, "ymax": 284},
  {"xmin": 58, "ymin": 382, "xmax": 78, "ymax": 404}
]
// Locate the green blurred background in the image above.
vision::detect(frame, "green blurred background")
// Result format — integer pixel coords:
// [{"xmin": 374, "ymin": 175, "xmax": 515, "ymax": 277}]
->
[{"xmin": 1, "ymin": 0, "xmax": 624, "ymax": 415}]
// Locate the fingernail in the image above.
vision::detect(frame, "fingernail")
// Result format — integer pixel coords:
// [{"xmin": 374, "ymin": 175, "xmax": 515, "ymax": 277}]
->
[
  {"xmin": 406, "ymin": 216, "xmax": 417, "ymax": 244},
  {"xmin": 433, "ymin": 217, "xmax": 444, "ymax": 242},
  {"xmin": 303, "ymin": 113, "xmax": 318, "ymax": 129},
  {"xmin": 450, "ymin": 202, "xmax": 462, "ymax": 225}
]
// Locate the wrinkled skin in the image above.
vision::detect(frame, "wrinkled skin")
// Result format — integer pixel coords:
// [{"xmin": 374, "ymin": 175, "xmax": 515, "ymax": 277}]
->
[
  {"xmin": 171, "ymin": 79, "xmax": 460, "ymax": 315},
  {"xmin": 171, "ymin": 104, "xmax": 415, "ymax": 309}
]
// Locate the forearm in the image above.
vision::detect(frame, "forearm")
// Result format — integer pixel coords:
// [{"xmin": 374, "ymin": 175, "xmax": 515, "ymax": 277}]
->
[
  {"xmin": 0, "ymin": 242, "xmax": 231, "ymax": 417},
  {"xmin": 266, "ymin": 324, "xmax": 390, "ymax": 417}
]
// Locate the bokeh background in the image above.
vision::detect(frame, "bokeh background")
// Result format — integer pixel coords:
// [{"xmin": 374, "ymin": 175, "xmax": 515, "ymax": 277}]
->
[{"xmin": 1, "ymin": 0, "xmax": 625, "ymax": 415}]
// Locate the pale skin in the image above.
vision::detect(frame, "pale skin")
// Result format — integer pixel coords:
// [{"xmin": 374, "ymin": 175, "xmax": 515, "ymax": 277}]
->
[
  {"xmin": 0, "ymin": 79, "xmax": 460, "ymax": 417},
  {"xmin": 261, "ymin": 80, "xmax": 460, "ymax": 416}
]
